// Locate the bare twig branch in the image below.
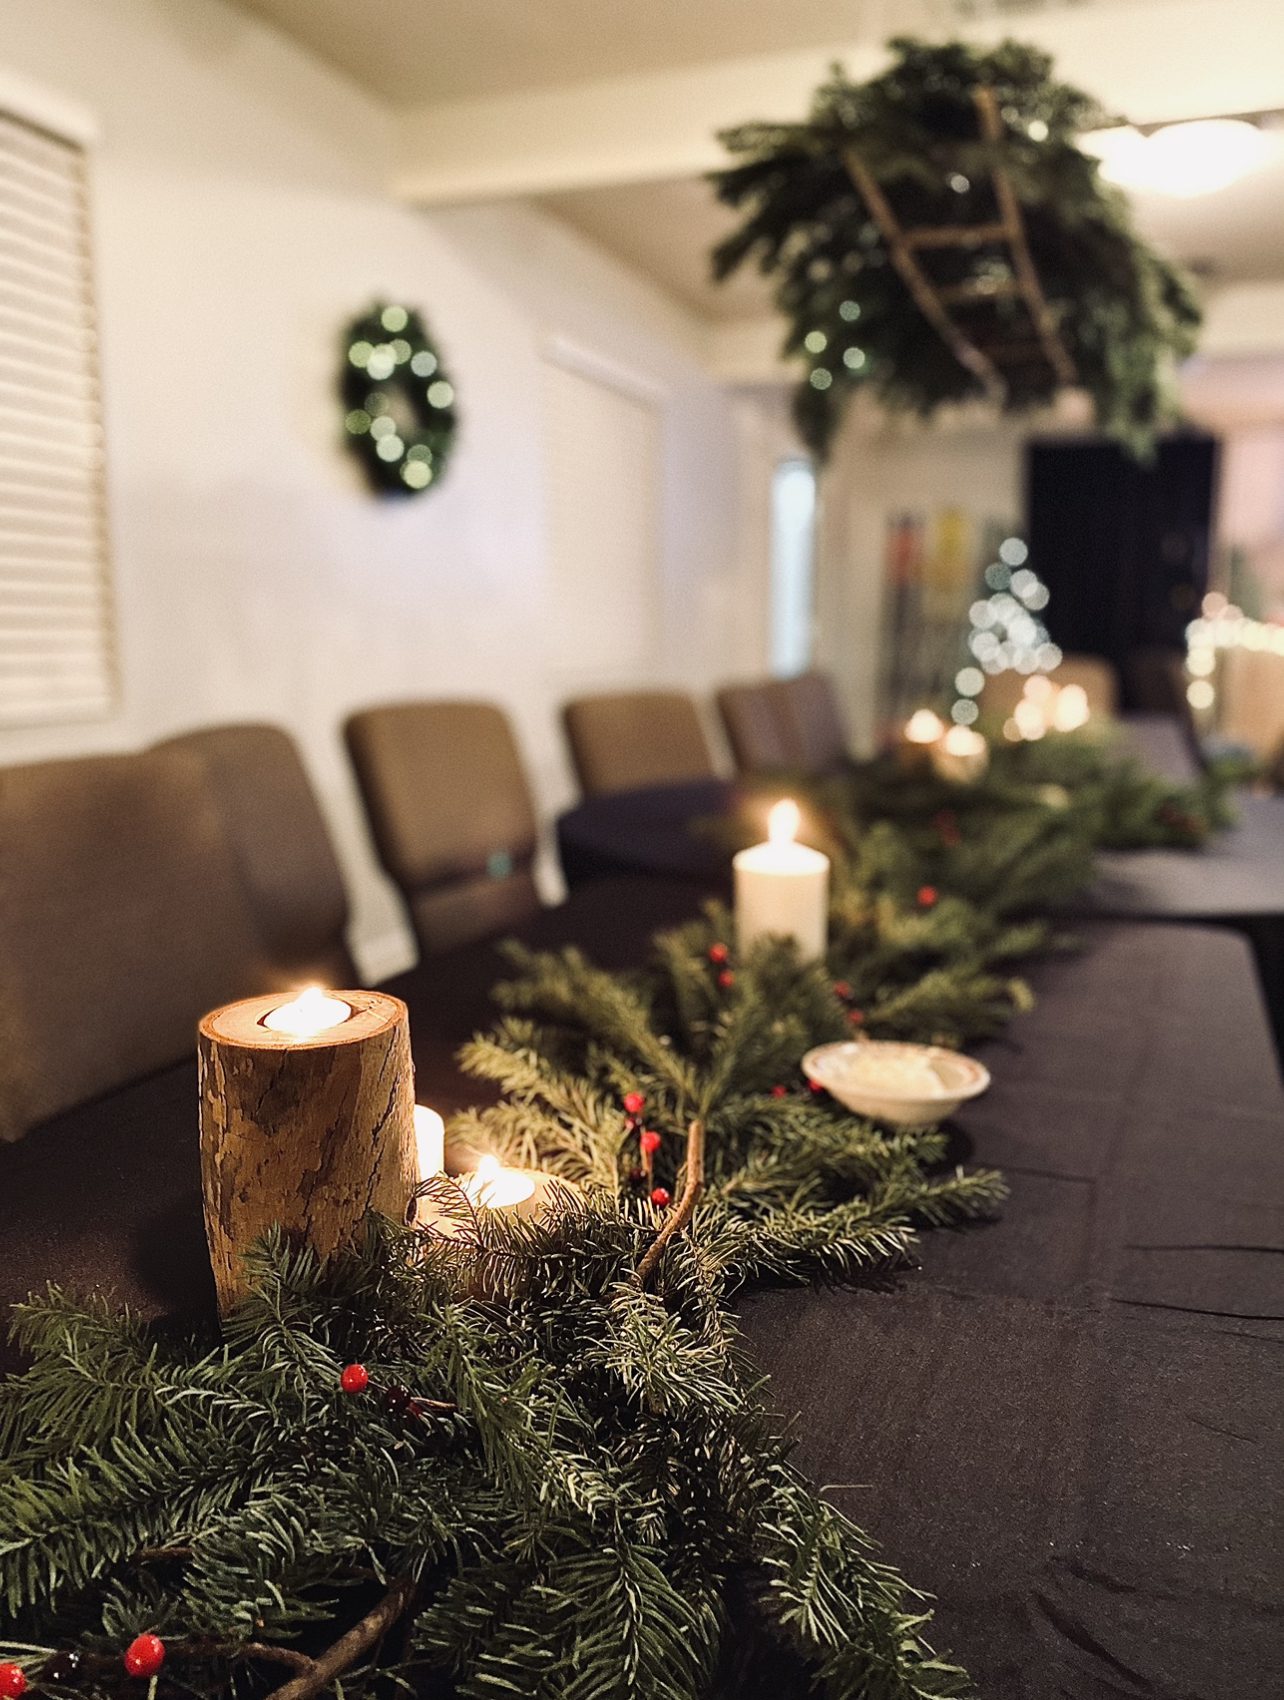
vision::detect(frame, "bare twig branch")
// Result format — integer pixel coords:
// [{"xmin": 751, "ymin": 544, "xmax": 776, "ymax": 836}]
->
[
  {"xmin": 843, "ymin": 150, "xmax": 1005, "ymax": 402},
  {"xmin": 634, "ymin": 1120, "xmax": 706, "ymax": 1289},
  {"xmin": 262, "ymin": 1579, "xmax": 414, "ymax": 1700}
]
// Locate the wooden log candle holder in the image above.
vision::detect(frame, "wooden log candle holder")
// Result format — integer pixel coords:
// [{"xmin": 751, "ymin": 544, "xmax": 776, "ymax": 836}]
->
[{"xmin": 199, "ymin": 988, "xmax": 417, "ymax": 1312}]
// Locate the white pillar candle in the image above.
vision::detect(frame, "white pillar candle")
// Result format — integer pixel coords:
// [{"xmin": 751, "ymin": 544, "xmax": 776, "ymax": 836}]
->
[
  {"xmin": 733, "ymin": 799, "xmax": 829, "ymax": 962},
  {"xmin": 931, "ymin": 723, "xmax": 990, "ymax": 784},
  {"xmin": 413, "ymin": 1104, "xmax": 445, "ymax": 1181}
]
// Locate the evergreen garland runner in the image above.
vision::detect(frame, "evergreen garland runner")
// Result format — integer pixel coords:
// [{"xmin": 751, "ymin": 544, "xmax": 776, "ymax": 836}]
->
[{"xmin": 0, "ymin": 727, "xmax": 1234, "ymax": 1697}]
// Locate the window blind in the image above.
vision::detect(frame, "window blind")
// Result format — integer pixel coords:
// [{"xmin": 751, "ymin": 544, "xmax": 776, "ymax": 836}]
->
[
  {"xmin": 0, "ymin": 107, "xmax": 115, "ymax": 726},
  {"xmin": 542, "ymin": 354, "xmax": 661, "ymax": 682}
]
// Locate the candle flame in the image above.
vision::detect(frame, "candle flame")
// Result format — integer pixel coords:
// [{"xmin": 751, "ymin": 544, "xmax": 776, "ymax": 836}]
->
[
  {"xmin": 461, "ymin": 1153, "xmax": 536, "ymax": 1210},
  {"xmin": 942, "ymin": 723, "xmax": 984, "ymax": 754},
  {"xmin": 261, "ymin": 985, "xmax": 352, "ymax": 1037},
  {"xmin": 768, "ymin": 798, "xmax": 800, "ymax": 845},
  {"xmin": 905, "ymin": 709, "xmax": 946, "ymax": 745}
]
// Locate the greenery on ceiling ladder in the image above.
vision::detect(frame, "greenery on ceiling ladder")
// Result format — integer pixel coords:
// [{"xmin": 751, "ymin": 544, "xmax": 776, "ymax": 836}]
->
[{"xmin": 710, "ymin": 37, "xmax": 1202, "ymax": 458}]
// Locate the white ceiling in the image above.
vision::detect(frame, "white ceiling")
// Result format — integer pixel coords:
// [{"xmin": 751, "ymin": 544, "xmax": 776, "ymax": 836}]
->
[
  {"xmin": 541, "ymin": 128, "xmax": 1284, "ymax": 321},
  {"xmin": 230, "ymin": 0, "xmax": 920, "ymax": 106},
  {"xmin": 231, "ymin": 0, "xmax": 1284, "ymax": 323},
  {"xmin": 233, "ymin": 0, "xmax": 1163, "ymax": 108}
]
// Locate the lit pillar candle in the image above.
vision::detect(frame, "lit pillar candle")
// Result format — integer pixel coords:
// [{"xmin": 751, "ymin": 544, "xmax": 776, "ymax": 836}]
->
[
  {"xmin": 733, "ymin": 799, "xmax": 829, "ymax": 962},
  {"xmin": 899, "ymin": 708, "xmax": 947, "ymax": 772},
  {"xmin": 413, "ymin": 1104, "xmax": 445, "ymax": 1182},
  {"xmin": 931, "ymin": 723, "xmax": 990, "ymax": 784}
]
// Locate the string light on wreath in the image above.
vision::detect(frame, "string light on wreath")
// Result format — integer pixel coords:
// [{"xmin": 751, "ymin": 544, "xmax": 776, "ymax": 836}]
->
[{"xmin": 341, "ymin": 303, "xmax": 458, "ymax": 495}]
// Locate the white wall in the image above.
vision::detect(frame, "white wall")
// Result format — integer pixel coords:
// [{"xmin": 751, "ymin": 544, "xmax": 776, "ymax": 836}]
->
[{"xmin": 0, "ymin": 0, "xmax": 758, "ymax": 976}]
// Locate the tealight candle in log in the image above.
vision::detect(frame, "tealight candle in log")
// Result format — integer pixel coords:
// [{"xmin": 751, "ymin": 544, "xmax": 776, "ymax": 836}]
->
[
  {"xmin": 898, "ymin": 708, "xmax": 947, "ymax": 773},
  {"xmin": 199, "ymin": 986, "xmax": 417, "ymax": 1312},
  {"xmin": 733, "ymin": 798, "xmax": 829, "ymax": 962},
  {"xmin": 931, "ymin": 723, "xmax": 990, "ymax": 784}
]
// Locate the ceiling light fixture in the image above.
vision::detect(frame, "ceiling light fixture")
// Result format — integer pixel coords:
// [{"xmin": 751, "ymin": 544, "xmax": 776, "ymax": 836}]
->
[{"xmin": 1084, "ymin": 117, "xmax": 1275, "ymax": 198}]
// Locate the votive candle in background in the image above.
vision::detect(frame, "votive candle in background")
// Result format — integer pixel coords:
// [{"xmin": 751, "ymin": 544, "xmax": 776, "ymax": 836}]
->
[
  {"xmin": 733, "ymin": 799, "xmax": 829, "ymax": 962},
  {"xmin": 931, "ymin": 723, "xmax": 990, "ymax": 784}
]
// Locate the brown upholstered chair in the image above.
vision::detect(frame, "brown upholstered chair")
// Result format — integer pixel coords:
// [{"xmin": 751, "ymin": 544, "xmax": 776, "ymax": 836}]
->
[
  {"xmin": 562, "ymin": 690, "xmax": 717, "ymax": 797},
  {"xmin": 765, "ymin": 671, "xmax": 849, "ymax": 775},
  {"xmin": 715, "ymin": 682, "xmax": 795, "ymax": 775},
  {"xmin": 0, "ymin": 749, "xmax": 272, "ymax": 1141},
  {"xmin": 156, "ymin": 724, "xmax": 354, "ymax": 985},
  {"xmin": 345, "ymin": 701, "xmax": 540, "ymax": 955}
]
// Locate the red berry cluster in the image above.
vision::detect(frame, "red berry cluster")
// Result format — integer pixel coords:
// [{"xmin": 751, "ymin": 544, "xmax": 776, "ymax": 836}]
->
[
  {"xmin": 832, "ymin": 979, "xmax": 864, "ymax": 1027},
  {"xmin": 707, "ymin": 942, "xmax": 734, "ymax": 989},
  {"xmin": 0, "ymin": 1664, "xmax": 28, "ymax": 1699},
  {"xmin": 124, "ymin": 1636, "xmax": 166, "ymax": 1679},
  {"xmin": 340, "ymin": 1362, "xmax": 369, "ymax": 1395}
]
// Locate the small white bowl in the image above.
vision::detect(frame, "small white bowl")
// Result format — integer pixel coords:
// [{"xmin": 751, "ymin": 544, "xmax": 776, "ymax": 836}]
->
[{"xmin": 802, "ymin": 1040, "xmax": 990, "ymax": 1128}]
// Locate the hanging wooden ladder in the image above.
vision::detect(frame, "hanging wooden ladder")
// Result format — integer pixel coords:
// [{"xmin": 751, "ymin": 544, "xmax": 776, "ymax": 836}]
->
[{"xmin": 841, "ymin": 85, "xmax": 1077, "ymax": 401}]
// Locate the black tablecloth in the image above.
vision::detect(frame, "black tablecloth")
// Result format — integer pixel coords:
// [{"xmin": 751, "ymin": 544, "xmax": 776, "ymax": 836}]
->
[
  {"xmin": 1115, "ymin": 711, "xmax": 1202, "ymax": 783},
  {"xmin": 556, "ymin": 776, "xmax": 739, "ymax": 888},
  {"xmin": 1, "ymin": 880, "xmax": 1281, "ymax": 1697}
]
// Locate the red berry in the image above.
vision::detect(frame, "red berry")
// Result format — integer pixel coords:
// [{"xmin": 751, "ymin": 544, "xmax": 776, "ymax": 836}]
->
[
  {"xmin": 622, "ymin": 1090, "xmax": 645, "ymax": 1115},
  {"xmin": 708, "ymin": 942, "xmax": 730, "ymax": 965},
  {"xmin": 770, "ymin": 1084, "xmax": 788, "ymax": 1098},
  {"xmin": 650, "ymin": 1187, "xmax": 671, "ymax": 1208},
  {"xmin": 917, "ymin": 885, "xmax": 938, "ymax": 908},
  {"xmin": 717, "ymin": 970, "xmax": 735, "ymax": 989},
  {"xmin": 808, "ymin": 1080, "xmax": 826, "ymax": 1095},
  {"xmin": 0, "ymin": 1665, "xmax": 27, "ymax": 1699},
  {"xmin": 847, "ymin": 1008, "xmax": 865, "ymax": 1026},
  {"xmin": 339, "ymin": 1363, "xmax": 369, "ymax": 1395},
  {"xmin": 124, "ymin": 1636, "xmax": 165, "ymax": 1680},
  {"xmin": 832, "ymin": 980, "xmax": 853, "ymax": 1001},
  {"xmin": 639, "ymin": 1128, "xmax": 662, "ymax": 1154}
]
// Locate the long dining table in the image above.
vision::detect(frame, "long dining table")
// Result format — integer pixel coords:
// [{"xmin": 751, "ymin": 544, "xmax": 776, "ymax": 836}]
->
[
  {"xmin": 555, "ymin": 719, "xmax": 1284, "ymax": 1062},
  {"xmin": 1, "ymin": 875, "xmax": 1282, "ymax": 1698}
]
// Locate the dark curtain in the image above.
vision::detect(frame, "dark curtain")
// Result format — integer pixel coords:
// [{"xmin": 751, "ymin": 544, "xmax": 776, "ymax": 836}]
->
[{"xmin": 1024, "ymin": 433, "xmax": 1218, "ymax": 706}]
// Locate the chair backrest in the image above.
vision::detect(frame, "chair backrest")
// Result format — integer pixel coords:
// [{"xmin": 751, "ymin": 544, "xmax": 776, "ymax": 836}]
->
[
  {"xmin": 715, "ymin": 682, "xmax": 795, "ymax": 775},
  {"xmin": 765, "ymin": 672, "xmax": 849, "ymax": 775},
  {"xmin": 0, "ymin": 749, "xmax": 272, "ymax": 1141},
  {"xmin": 562, "ymin": 691, "xmax": 717, "ymax": 797},
  {"xmin": 345, "ymin": 701, "xmax": 540, "ymax": 955},
  {"xmin": 156, "ymin": 724, "xmax": 353, "ymax": 985},
  {"xmin": 981, "ymin": 653, "xmax": 1121, "ymax": 722}
]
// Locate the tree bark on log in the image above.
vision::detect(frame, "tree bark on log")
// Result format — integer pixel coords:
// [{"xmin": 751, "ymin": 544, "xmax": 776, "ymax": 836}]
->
[{"xmin": 199, "ymin": 989, "xmax": 417, "ymax": 1312}]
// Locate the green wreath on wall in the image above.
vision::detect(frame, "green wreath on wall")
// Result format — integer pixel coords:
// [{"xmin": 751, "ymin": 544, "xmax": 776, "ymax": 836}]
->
[{"xmin": 340, "ymin": 303, "xmax": 459, "ymax": 495}]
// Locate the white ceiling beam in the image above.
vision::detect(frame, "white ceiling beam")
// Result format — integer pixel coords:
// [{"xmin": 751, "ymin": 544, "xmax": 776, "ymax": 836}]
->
[
  {"xmin": 394, "ymin": 0, "xmax": 1284, "ymax": 207},
  {"xmin": 393, "ymin": 42, "xmax": 881, "ymax": 205}
]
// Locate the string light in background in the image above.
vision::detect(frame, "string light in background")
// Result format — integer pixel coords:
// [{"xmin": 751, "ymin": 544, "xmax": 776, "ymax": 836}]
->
[
  {"xmin": 952, "ymin": 536, "xmax": 1061, "ymax": 725},
  {"xmin": 1185, "ymin": 591, "xmax": 1284, "ymax": 722}
]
